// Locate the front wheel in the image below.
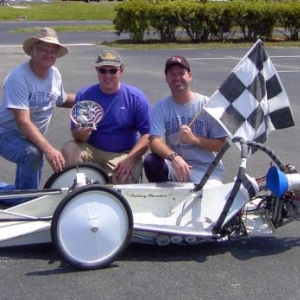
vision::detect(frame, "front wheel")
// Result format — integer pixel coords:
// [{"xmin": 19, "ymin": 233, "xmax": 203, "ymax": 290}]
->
[
  {"xmin": 44, "ymin": 162, "xmax": 109, "ymax": 189},
  {"xmin": 51, "ymin": 185, "xmax": 133, "ymax": 270}
]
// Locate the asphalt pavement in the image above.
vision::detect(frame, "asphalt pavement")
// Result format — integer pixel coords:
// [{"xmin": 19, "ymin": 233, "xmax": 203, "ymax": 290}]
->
[{"xmin": 0, "ymin": 22, "xmax": 300, "ymax": 300}]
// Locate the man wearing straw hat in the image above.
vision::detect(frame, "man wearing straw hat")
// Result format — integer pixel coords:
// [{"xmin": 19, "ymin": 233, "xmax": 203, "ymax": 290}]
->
[
  {"xmin": 143, "ymin": 55, "xmax": 227, "ymax": 186},
  {"xmin": 0, "ymin": 28, "xmax": 75, "ymax": 205}
]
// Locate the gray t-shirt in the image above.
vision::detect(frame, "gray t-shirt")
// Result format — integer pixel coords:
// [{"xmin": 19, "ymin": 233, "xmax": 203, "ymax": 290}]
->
[
  {"xmin": 150, "ymin": 93, "xmax": 227, "ymax": 182},
  {"xmin": 0, "ymin": 61, "xmax": 66, "ymax": 135}
]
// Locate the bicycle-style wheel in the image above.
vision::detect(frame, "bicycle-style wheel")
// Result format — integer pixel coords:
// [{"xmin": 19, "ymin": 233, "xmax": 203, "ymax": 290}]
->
[
  {"xmin": 51, "ymin": 185, "xmax": 133, "ymax": 270},
  {"xmin": 44, "ymin": 162, "xmax": 109, "ymax": 189}
]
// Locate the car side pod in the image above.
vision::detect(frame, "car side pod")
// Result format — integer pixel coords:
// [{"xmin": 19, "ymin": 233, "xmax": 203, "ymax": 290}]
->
[{"xmin": 266, "ymin": 166, "xmax": 300, "ymax": 197}]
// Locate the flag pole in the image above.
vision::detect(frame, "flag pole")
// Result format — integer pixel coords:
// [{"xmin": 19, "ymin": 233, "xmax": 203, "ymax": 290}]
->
[{"xmin": 188, "ymin": 109, "xmax": 203, "ymax": 127}]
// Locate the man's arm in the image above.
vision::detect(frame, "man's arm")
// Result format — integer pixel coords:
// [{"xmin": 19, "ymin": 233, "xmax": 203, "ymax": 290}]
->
[
  {"xmin": 57, "ymin": 93, "xmax": 76, "ymax": 108},
  {"xmin": 150, "ymin": 135, "xmax": 175, "ymax": 160},
  {"xmin": 126, "ymin": 133, "xmax": 150, "ymax": 163},
  {"xmin": 12, "ymin": 109, "xmax": 66, "ymax": 172},
  {"xmin": 192, "ymin": 135, "xmax": 227, "ymax": 152},
  {"xmin": 178, "ymin": 125, "xmax": 226, "ymax": 152}
]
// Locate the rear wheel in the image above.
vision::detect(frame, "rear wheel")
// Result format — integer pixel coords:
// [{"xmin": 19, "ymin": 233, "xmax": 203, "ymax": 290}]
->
[
  {"xmin": 44, "ymin": 162, "xmax": 109, "ymax": 189},
  {"xmin": 51, "ymin": 185, "xmax": 133, "ymax": 270}
]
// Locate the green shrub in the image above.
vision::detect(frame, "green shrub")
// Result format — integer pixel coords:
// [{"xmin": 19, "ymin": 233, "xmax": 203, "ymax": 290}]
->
[
  {"xmin": 175, "ymin": 2, "xmax": 235, "ymax": 42},
  {"xmin": 235, "ymin": 3, "xmax": 279, "ymax": 41},
  {"xmin": 115, "ymin": 0, "xmax": 300, "ymax": 43},
  {"xmin": 177, "ymin": 2, "xmax": 210, "ymax": 42},
  {"xmin": 148, "ymin": 1, "xmax": 181, "ymax": 42},
  {"xmin": 278, "ymin": 2, "xmax": 300, "ymax": 40},
  {"xmin": 113, "ymin": 0, "xmax": 151, "ymax": 42}
]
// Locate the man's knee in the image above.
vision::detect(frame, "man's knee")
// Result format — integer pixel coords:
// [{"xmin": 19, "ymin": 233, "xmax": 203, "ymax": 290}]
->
[
  {"xmin": 61, "ymin": 141, "xmax": 77, "ymax": 154},
  {"xmin": 24, "ymin": 144, "xmax": 42, "ymax": 162},
  {"xmin": 144, "ymin": 153, "xmax": 168, "ymax": 182},
  {"xmin": 61, "ymin": 141, "xmax": 83, "ymax": 164},
  {"xmin": 144, "ymin": 153, "xmax": 162, "ymax": 168}
]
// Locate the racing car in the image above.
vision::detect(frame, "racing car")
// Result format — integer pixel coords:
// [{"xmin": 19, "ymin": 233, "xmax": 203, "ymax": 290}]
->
[{"xmin": 0, "ymin": 137, "xmax": 299, "ymax": 270}]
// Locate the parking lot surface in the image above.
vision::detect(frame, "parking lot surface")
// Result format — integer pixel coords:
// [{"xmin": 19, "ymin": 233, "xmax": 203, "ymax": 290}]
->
[{"xmin": 1, "ymin": 26, "xmax": 300, "ymax": 300}]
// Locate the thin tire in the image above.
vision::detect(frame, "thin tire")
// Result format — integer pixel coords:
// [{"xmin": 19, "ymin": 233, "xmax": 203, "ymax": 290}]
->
[
  {"xmin": 51, "ymin": 185, "xmax": 133, "ymax": 270},
  {"xmin": 44, "ymin": 162, "xmax": 109, "ymax": 189}
]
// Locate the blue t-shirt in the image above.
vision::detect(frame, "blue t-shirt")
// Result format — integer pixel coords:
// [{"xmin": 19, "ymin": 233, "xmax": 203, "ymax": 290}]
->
[{"xmin": 74, "ymin": 83, "xmax": 151, "ymax": 152}]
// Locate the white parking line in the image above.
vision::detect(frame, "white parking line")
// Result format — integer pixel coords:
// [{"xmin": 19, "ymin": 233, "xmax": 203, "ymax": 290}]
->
[
  {"xmin": 1, "ymin": 45, "xmax": 299, "ymax": 72},
  {"xmin": 0, "ymin": 43, "xmax": 94, "ymax": 48},
  {"xmin": 188, "ymin": 55, "xmax": 300, "ymax": 73},
  {"xmin": 190, "ymin": 57, "xmax": 239, "ymax": 60},
  {"xmin": 270, "ymin": 55, "xmax": 300, "ymax": 58},
  {"xmin": 189, "ymin": 55, "xmax": 300, "ymax": 60},
  {"xmin": 278, "ymin": 70, "xmax": 300, "ymax": 73}
]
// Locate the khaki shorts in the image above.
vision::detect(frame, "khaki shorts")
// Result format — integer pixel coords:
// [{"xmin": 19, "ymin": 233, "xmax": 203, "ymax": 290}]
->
[{"xmin": 74, "ymin": 141, "xmax": 143, "ymax": 183}]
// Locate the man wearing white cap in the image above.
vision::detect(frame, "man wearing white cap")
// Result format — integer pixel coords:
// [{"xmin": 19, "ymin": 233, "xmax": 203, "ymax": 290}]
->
[{"xmin": 0, "ymin": 28, "xmax": 75, "ymax": 205}]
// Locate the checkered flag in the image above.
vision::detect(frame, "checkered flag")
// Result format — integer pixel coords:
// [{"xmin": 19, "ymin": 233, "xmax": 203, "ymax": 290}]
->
[{"xmin": 204, "ymin": 39, "xmax": 294, "ymax": 153}]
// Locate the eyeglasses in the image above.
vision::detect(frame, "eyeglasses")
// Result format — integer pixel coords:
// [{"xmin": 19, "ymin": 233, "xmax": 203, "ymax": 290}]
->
[
  {"xmin": 97, "ymin": 68, "xmax": 119, "ymax": 75},
  {"xmin": 36, "ymin": 47, "xmax": 58, "ymax": 58}
]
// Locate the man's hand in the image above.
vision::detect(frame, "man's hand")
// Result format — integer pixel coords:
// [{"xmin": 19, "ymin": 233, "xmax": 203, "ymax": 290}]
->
[
  {"xmin": 111, "ymin": 157, "xmax": 135, "ymax": 184},
  {"xmin": 178, "ymin": 125, "xmax": 197, "ymax": 144},
  {"xmin": 72, "ymin": 124, "xmax": 93, "ymax": 143},
  {"xmin": 45, "ymin": 147, "xmax": 66, "ymax": 172},
  {"xmin": 171, "ymin": 155, "xmax": 192, "ymax": 182}
]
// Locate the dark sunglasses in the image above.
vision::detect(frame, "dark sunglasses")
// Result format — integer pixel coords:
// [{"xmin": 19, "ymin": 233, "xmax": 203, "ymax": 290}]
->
[{"xmin": 97, "ymin": 68, "xmax": 119, "ymax": 75}]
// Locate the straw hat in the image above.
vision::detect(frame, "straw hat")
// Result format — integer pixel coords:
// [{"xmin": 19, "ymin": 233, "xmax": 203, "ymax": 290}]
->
[{"xmin": 23, "ymin": 28, "xmax": 68, "ymax": 58}]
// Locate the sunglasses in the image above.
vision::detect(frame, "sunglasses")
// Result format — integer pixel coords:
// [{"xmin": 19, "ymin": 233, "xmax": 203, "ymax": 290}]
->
[{"xmin": 97, "ymin": 68, "xmax": 119, "ymax": 75}]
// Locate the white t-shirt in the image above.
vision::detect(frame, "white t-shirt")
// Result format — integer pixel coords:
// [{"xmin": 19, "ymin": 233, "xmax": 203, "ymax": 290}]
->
[
  {"xmin": 150, "ymin": 93, "xmax": 227, "ymax": 182},
  {"xmin": 0, "ymin": 61, "xmax": 66, "ymax": 135}
]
